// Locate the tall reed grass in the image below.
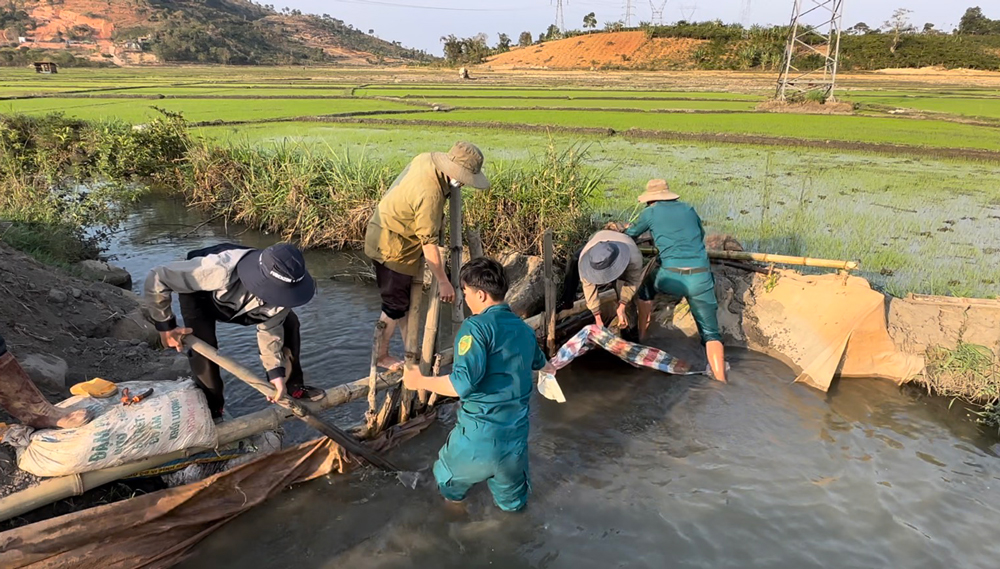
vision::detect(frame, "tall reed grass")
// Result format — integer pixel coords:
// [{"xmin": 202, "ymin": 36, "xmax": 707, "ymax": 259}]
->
[{"xmin": 182, "ymin": 139, "xmax": 606, "ymax": 258}]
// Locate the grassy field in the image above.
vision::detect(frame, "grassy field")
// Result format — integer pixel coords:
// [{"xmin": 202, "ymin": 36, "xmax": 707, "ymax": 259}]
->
[{"xmin": 3, "ymin": 66, "xmax": 1000, "ymax": 297}]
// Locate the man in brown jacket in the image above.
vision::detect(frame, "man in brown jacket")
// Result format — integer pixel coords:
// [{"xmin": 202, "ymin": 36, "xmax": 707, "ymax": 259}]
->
[
  {"xmin": 365, "ymin": 142, "xmax": 490, "ymax": 369},
  {"xmin": 560, "ymin": 230, "xmax": 644, "ymax": 328},
  {"xmin": 145, "ymin": 243, "xmax": 323, "ymax": 418}
]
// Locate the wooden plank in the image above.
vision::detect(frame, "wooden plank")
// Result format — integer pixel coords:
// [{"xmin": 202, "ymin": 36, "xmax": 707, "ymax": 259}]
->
[{"xmin": 543, "ymin": 229, "xmax": 556, "ymax": 356}]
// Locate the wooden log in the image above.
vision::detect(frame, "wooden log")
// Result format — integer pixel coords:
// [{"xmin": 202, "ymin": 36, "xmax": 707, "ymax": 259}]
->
[{"xmin": 543, "ymin": 229, "xmax": 556, "ymax": 356}]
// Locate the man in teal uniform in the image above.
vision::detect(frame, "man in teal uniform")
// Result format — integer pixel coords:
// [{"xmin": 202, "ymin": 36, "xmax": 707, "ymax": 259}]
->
[
  {"xmin": 624, "ymin": 179, "xmax": 728, "ymax": 382},
  {"xmin": 403, "ymin": 257, "xmax": 555, "ymax": 511}
]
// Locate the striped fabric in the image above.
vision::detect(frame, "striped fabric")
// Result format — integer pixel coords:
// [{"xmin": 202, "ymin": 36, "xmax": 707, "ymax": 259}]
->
[{"xmin": 550, "ymin": 324, "xmax": 697, "ymax": 375}]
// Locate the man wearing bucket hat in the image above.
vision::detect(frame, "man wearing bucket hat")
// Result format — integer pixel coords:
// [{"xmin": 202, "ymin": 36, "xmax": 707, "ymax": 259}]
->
[
  {"xmin": 561, "ymin": 230, "xmax": 644, "ymax": 329},
  {"xmin": 145, "ymin": 243, "xmax": 324, "ymax": 418},
  {"xmin": 624, "ymin": 179, "xmax": 727, "ymax": 383},
  {"xmin": 365, "ymin": 142, "xmax": 490, "ymax": 370}
]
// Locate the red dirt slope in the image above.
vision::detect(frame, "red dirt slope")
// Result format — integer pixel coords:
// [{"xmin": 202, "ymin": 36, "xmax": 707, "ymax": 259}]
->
[{"xmin": 484, "ymin": 31, "xmax": 705, "ymax": 70}]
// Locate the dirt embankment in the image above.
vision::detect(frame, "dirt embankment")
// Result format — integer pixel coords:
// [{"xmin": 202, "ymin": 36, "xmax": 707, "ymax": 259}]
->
[
  {"xmin": 0, "ymin": 243, "xmax": 184, "ymax": 493},
  {"xmin": 484, "ymin": 31, "xmax": 705, "ymax": 70}
]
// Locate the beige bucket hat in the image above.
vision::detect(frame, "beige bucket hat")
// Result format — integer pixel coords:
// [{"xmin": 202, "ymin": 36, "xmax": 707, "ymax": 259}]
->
[
  {"xmin": 637, "ymin": 179, "xmax": 679, "ymax": 203},
  {"xmin": 432, "ymin": 141, "xmax": 490, "ymax": 189}
]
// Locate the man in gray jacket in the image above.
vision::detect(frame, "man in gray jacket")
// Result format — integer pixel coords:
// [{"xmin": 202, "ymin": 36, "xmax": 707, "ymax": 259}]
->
[{"xmin": 145, "ymin": 243, "xmax": 323, "ymax": 418}]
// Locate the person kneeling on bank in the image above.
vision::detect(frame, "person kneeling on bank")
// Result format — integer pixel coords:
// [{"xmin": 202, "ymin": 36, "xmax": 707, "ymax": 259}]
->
[{"xmin": 403, "ymin": 258, "xmax": 556, "ymax": 512}]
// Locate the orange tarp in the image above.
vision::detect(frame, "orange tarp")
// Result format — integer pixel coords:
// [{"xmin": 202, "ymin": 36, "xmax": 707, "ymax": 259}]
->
[{"xmin": 746, "ymin": 271, "xmax": 924, "ymax": 391}]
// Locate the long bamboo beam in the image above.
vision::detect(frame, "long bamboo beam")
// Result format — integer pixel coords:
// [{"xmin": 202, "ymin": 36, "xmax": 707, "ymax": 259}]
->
[
  {"xmin": 0, "ymin": 372, "xmax": 402, "ymax": 523},
  {"xmin": 638, "ymin": 247, "xmax": 859, "ymax": 271}
]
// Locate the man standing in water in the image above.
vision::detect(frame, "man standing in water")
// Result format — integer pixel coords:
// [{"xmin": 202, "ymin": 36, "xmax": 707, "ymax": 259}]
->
[
  {"xmin": 403, "ymin": 258, "xmax": 555, "ymax": 511},
  {"xmin": 624, "ymin": 179, "xmax": 727, "ymax": 383},
  {"xmin": 365, "ymin": 142, "xmax": 490, "ymax": 370},
  {"xmin": 146, "ymin": 243, "xmax": 324, "ymax": 419}
]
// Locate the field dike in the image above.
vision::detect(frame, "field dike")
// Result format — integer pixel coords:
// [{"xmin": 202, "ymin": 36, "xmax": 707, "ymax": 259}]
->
[{"xmin": 297, "ymin": 116, "xmax": 1000, "ymax": 162}]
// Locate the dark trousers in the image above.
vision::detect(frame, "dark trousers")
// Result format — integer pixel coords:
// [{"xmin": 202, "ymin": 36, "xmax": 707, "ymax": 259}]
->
[
  {"xmin": 558, "ymin": 246, "xmax": 586, "ymax": 311},
  {"xmin": 179, "ymin": 292, "xmax": 303, "ymax": 417}
]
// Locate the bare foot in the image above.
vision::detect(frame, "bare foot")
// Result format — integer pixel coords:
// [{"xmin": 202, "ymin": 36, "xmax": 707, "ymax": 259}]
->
[
  {"xmin": 377, "ymin": 355, "xmax": 404, "ymax": 372},
  {"xmin": 54, "ymin": 408, "xmax": 92, "ymax": 429}
]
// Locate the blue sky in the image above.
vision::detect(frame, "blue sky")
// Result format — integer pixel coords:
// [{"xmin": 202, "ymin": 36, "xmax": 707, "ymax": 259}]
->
[{"xmin": 283, "ymin": 1, "xmax": 986, "ymax": 54}]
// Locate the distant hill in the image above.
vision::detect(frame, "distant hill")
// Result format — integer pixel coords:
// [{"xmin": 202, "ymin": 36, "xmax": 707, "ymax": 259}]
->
[
  {"xmin": 486, "ymin": 31, "xmax": 704, "ymax": 70},
  {"xmin": 485, "ymin": 21, "xmax": 1000, "ymax": 72},
  {"xmin": 1, "ymin": 0, "xmax": 432, "ymax": 66}
]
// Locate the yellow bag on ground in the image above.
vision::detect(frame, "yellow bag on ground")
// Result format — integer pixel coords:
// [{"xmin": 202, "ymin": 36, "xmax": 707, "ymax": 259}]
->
[{"xmin": 69, "ymin": 378, "xmax": 117, "ymax": 398}]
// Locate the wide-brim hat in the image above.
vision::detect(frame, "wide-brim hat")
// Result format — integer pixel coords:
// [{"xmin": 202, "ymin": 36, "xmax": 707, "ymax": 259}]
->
[
  {"xmin": 432, "ymin": 141, "xmax": 490, "ymax": 189},
  {"xmin": 580, "ymin": 241, "xmax": 631, "ymax": 285},
  {"xmin": 637, "ymin": 178, "xmax": 679, "ymax": 203},
  {"xmin": 236, "ymin": 245, "xmax": 316, "ymax": 308}
]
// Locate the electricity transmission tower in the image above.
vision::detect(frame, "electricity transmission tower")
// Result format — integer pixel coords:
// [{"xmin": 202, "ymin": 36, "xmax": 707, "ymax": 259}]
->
[
  {"xmin": 649, "ymin": 0, "xmax": 668, "ymax": 25},
  {"xmin": 553, "ymin": 0, "xmax": 567, "ymax": 32},
  {"xmin": 623, "ymin": 0, "xmax": 635, "ymax": 27},
  {"xmin": 678, "ymin": 3, "xmax": 697, "ymax": 21},
  {"xmin": 776, "ymin": 0, "xmax": 845, "ymax": 101},
  {"xmin": 739, "ymin": 0, "xmax": 752, "ymax": 27}
]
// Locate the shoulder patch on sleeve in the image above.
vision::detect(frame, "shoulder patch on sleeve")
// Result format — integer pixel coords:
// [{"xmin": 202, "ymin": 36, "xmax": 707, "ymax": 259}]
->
[{"xmin": 458, "ymin": 334, "xmax": 473, "ymax": 356}]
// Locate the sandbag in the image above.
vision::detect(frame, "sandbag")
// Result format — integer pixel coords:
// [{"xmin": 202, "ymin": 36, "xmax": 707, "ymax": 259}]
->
[{"xmin": 5, "ymin": 380, "xmax": 217, "ymax": 478}]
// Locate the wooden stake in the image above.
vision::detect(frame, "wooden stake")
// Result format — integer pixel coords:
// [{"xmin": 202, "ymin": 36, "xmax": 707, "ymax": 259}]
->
[
  {"xmin": 401, "ymin": 277, "xmax": 423, "ymax": 424},
  {"xmin": 419, "ymin": 269, "xmax": 441, "ymax": 404},
  {"xmin": 450, "ymin": 185, "xmax": 465, "ymax": 327},
  {"xmin": 543, "ymin": 229, "xmax": 556, "ymax": 356},
  {"xmin": 365, "ymin": 319, "xmax": 386, "ymax": 435},
  {"xmin": 466, "ymin": 228, "xmax": 484, "ymax": 260}
]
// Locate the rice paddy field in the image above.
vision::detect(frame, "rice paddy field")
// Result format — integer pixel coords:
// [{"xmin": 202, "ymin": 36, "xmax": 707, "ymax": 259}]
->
[{"xmin": 2, "ymin": 66, "xmax": 999, "ymax": 297}]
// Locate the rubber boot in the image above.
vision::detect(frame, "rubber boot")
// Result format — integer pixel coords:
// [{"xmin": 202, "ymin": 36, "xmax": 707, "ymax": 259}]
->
[
  {"xmin": 0, "ymin": 352, "xmax": 91, "ymax": 429},
  {"xmin": 706, "ymin": 340, "xmax": 727, "ymax": 383}
]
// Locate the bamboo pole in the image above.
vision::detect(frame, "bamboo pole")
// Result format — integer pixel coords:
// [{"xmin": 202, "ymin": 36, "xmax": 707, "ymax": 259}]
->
[
  {"xmin": 184, "ymin": 338, "xmax": 399, "ymax": 471},
  {"xmin": 0, "ymin": 371, "xmax": 403, "ymax": 523},
  {"xmin": 419, "ymin": 270, "xmax": 441, "ymax": 392},
  {"xmin": 637, "ymin": 247, "xmax": 859, "ymax": 271},
  {"xmin": 543, "ymin": 229, "xmax": 557, "ymax": 356},
  {"xmin": 451, "ymin": 185, "xmax": 464, "ymax": 327}
]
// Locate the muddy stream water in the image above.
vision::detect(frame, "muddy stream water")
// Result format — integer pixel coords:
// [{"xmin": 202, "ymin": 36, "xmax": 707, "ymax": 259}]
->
[{"xmin": 105, "ymin": 196, "xmax": 1000, "ymax": 568}]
